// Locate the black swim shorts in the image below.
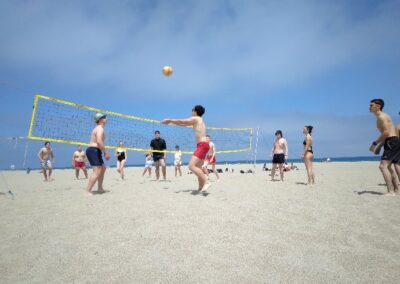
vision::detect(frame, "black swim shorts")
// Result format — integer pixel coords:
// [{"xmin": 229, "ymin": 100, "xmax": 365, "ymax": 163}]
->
[
  {"xmin": 86, "ymin": 147, "xmax": 104, "ymax": 166},
  {"xmin": 272, "ymin": 153, "xmax": 285, "ymax": 164},
  {"xmin": 382, "ymin": 136, "xmax": 400, "ymax": 163},
  {"xmin": 153, "ymin": 154, "xmax": 165, "ymax": 162}
]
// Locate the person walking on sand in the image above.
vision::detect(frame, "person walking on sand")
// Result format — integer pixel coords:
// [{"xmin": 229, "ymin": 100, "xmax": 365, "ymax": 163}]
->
[
  {"xmin": 202, "ymin": 135, "xmax": 220, "ymax": 182},
  {"xmin": 85, "ymin": 113, "xmax": 110, "ymax": 196},
  {"xmin": 270, "ymin": 130, "xmax": 288, "ymax": 181},
  {"xmin": 174, "ymin": 145, "xmax": 183, "ymax": 177},
  {"xmin": 150, "ymin": 130, "xmax": 167, "ymax": 181},
  {"xmin": 72, "ymin": 145, "xmax": 88, "ymax": 179},
  {"xmin": 37, "ymin": 141, "xmax": 54, "ymax": 181},
  {"xmin": 302, "ymin": 126, "xmax": 315, "ymax": 185},
  {"xmin": 369, "ymin": 99, "xmax": 400, "ymax": 195},
  {"xmin": 161, "ymin": 105, "xmax": 211, "ymax": 192},
  {"xmin": 115, "ymin": 141, "xmax": 127, "ymax": 180}
]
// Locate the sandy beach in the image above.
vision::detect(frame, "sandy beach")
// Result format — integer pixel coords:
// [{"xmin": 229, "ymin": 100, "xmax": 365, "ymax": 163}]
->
[{"xmin": 0, "ymin": 161, "xmax": 399, "ymax": 283}]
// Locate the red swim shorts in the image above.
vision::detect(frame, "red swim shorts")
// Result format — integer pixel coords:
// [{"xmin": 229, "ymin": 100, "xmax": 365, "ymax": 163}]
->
[
  {"xmin": 74, "ymin": 161, "xmax": 86, "ymax": 168},
  {"xmin": 193, "ymin": 141, "xmax": 210, "ymax": 160},
  {"xmin": 206, "ymin": 155, "xmax": 216, "ymax": 164}
]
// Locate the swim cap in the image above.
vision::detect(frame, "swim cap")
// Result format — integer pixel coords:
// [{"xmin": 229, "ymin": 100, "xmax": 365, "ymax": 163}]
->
[{"xmin": 94, "ymin": 113, "xmax": 106, "ymax": 122}]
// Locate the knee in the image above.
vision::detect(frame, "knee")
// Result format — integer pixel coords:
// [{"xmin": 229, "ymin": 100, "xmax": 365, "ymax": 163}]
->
[{"xmin": 379, "ymin": 163, "xmax": 389, "ymax": 170}]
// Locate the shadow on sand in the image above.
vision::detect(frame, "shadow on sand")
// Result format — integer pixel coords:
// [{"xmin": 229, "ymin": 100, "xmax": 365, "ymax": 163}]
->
[
  {"xmin": 295, "ymin": 182, "xmax": 308, "ymax": 186},
  {"xmin": 354, "ymin": 190, "xmax": 383, "ymax": 195},
  {"xmin": 174, "ymin": 189, "xmax": 209, "ymax": 197}
]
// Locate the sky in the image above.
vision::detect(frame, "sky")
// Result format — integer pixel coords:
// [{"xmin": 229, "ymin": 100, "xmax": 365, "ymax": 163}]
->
[{"xmin": 0, "ymin": 0, "xmax": 400, "ymax": 169}]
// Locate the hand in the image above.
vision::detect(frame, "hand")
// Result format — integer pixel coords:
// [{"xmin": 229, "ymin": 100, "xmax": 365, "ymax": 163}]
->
[
  {"xmin": 105, "ymin": 152, "xmax": 110, "ymax": 161},
  {"xmin": 285, "ymin": 155, "xmax": 288, "ymax": 160},
  {"xmin": 161, "ymin": 119, "xmax": 171, "ymax": 124},
  {"xmin": 369, "ymin": 144, "xmax": 376, "ymax": 152}
]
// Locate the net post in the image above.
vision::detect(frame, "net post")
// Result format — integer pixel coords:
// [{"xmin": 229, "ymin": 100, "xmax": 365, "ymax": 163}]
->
[{"xmin": 252, "ymin": 127, "xmax": 260, "ymax": 173}]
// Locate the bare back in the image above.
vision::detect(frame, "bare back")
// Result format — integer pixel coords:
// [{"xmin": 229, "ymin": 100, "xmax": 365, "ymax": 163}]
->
[
  {"xmin": 376, "ymin": 112, "xmax": 397, "ymax": 137},
  {"xmin": 193, "ymin": 116, "xmax": 207, "ymax": 143}
]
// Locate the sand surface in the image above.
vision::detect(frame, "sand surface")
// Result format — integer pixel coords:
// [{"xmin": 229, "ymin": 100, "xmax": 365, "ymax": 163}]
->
[{"xmin": 0, "ymin": 162, "xmax": 399, "ymax": 283}]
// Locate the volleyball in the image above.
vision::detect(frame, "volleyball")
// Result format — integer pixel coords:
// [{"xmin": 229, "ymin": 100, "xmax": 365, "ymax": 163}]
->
[{"xmin": 162, "ymin": 65, "xmax": 173, "ymax": 77}]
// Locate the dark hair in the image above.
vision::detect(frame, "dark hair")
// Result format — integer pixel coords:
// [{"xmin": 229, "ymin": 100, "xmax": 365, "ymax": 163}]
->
[
  {"xmin": 175, "ymin": 145, "xmax": 179, "ymax": 149},
  {"xmin": 155, "ymin": 130, "xmax": 160, "ymax": 134},
  {"xmin": 193, "ymin": 105, "xmax": 205, "ymax": 117},
  {"xmin": 370, "ymin": 99, "xmax": 384, "ymax": 110},
  {"xmin": 44, "ymin": 141, "xmax": 50, "ymax": 146},
  {"xmin": 206, "ymin": 134, "xmax": 210, "ymax": 138},
  {"xmin": 305, "ymin": 125, "xmax": 313, "ymax": 134},
  {"xmin": 275, "ymin": 130, "xmax": 283, "ymax": 137}
]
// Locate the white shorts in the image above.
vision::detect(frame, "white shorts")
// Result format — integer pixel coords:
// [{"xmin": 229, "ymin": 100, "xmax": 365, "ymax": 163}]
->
[
  {"xmin": 41, "ymin": 159, "xmax": 52, "ymax": 169},
  {"xmin": 145, "ymin": 161, "xmax": 153, "ymax": 168},
  {"xmin": 174, "ymin": 160, "xmax": 182, "ymax": 166}
]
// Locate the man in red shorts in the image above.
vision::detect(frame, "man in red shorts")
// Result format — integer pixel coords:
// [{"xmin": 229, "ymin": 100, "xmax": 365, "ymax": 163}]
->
[
  {"xmin": 72, "ymin": 145, "xmax": 88, "ymax": 179},
  {"xmin": 203, "ymin": 135, "xmax": 220, "ymax": 182},
  {"xmin": 161, "ymin": 105, "xmax": 211, "ymax": 192}
]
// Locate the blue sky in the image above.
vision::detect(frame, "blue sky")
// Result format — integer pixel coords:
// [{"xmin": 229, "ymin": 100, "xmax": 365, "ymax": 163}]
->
[{"xmin": 1, "ymin": 0, "xmax": 399, "ymax": 169}]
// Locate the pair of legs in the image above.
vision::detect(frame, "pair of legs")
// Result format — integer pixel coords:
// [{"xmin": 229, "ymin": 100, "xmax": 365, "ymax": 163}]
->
[
  {"xmin": 379, "ymin": 160, "xmax": 399, "ymax": 195},
  {"xmin": 202, "ymin": 161, "xmax": 220, "ymax": 181},
  {"xmin": 155, "ymin": 159, "xmax": 166, "ymax": 181},
  {"xmin": 175, "ymin": 164, "xmax": 182, "ymax": 177},
  {"xmin": 75, "ymin": 167, "xmax": 88, "ymax": 179},
  {"xmin": 271, "ymin": 163, "xmax": 284, "ymax": 181},
  {"xmin": 41, "ymin": 166, "xmax": 52, "ymax": 181},
  {"xmin": 189, "ymin": 155, "xmax": 210, "ymax": 191},
  {"xmin": 142, "ymin": 166, "xmax": 152, "ymax": 177},
  {"xmin": 116, "ymin": 159, "xmax": 126, "ymax": 179},
  {"xmin": 304, "ymin": 153, "xmax": 315, "ymax": 185},
  {"xmin": 85, "ymin": 165, "xmax": 106, "ymax": 196}
]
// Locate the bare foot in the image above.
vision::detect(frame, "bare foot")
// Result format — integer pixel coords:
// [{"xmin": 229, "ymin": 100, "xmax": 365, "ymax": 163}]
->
[
  {"xmin": 385, "ymin": 192, "xmax": 396, "ymax": 196},
  {"xmin": 200, "ymin": 182, "xmax": 212, "ymax": 192},
  {"xmin": 85, "ymin": 192, "xmax": 93, "ymax": 197}
]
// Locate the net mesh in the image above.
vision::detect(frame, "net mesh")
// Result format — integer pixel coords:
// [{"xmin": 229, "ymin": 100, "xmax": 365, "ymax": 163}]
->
[{"xmin": 28, "ymin": 95, "xmax": 252, "ymax": 154}]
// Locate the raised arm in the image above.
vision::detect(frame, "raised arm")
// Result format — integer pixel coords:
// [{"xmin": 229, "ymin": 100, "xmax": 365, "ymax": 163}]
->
[{"xmin": 161, "ymin": 117, "xmax": 196, "ymax": 126}]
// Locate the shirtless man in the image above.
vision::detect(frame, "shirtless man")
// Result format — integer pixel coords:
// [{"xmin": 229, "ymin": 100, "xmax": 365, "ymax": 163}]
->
[
  {"xmin": 202, "ymin": 135, "xmax": 220, "ymax": 182},
  {"xmin": 72, "ymin": 145, "xmax": 88, "ymax": 179},
  {"xmin": 369, "ymin": 99, "xmax": 400, "ymax": 196},
  {"xmin": 85, "ymin": 113, "xmax": 110, "ymax": 196},
  {"xmin": 161, "ymin": 105, "xmax": 211, "ymax": 192},
  {"xmin": 270, "ymin": 130, "xmax": 288, "ymax": 181},
  {"xmin": 37, "ymin": 141, "xmax": 54, "ymax": 181}
]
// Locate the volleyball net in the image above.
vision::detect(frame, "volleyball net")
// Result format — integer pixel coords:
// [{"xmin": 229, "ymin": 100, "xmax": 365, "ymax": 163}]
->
[{"xmin": 27, "ymin": 95, "xmax": 253, "ymax": 154}]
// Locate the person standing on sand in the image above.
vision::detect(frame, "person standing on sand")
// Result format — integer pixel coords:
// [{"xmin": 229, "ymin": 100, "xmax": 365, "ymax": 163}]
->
[
  {"xmin": 369, "ymin": 99, "xmax": 400, "ymax": 196},
  {"xmin": 302, "ymin": 126, "xmax": 315, "ymax": 185},
  {"xmin": 37, "ymin": 141, "xmax": 54, "ymax": 181},
  {"xmin": 85, "ymin": 113, "xmax": 110, "ymax": 196},
  {"xmin": 72, "ymin": 145, "xmax": 88, "ymax": 179},
  {"xmin": 161, "ymin": 105, "xmax": 211, "ymax": 192},
  {"xmin": 270, "ymin": 130, "xmax": 288, "ymax": 181},
  {"xmin": 150, "ymin": 131, "xmax": 167, "ymax": 181}
]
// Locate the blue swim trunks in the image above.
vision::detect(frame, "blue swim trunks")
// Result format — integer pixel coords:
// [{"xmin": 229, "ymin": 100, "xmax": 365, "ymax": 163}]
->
[{"xmin": 86, "ymin": 147, "xmax": 104, "ymax": 166}]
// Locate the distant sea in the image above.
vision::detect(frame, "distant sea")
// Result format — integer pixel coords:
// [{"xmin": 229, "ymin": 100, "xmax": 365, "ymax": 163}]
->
[{"xmin": 2, "ymin": 156, "xmax": 381, "ymax": 171}]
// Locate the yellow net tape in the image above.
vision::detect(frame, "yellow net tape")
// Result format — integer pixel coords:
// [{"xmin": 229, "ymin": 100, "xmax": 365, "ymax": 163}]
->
[{"xmin": 28, "ymin": 94, "xmax": 253, "ymax": 154}]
